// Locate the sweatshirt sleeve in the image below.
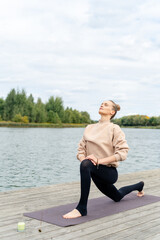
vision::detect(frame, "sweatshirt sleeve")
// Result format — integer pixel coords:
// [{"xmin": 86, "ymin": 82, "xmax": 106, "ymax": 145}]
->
[
  {"xmin": 112, "ymin": 124, "xmax": 129, "ymax": 161},
  {"xmin": 76, "ymin": 135, "xmax": 87, "ymax": 161}
]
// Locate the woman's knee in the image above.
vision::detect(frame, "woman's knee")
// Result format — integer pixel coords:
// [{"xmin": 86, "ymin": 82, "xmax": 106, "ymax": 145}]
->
[
  {"xmin": 113, "ymin": 192, "xmax": 123, "ymax": 202},
  {"xmin": 113, "ymin": 197, "xmax": 121, "ymax": 202},
  {"xmin": 80, "ymin": 159, "xmax": 93, "ymax": 170}
]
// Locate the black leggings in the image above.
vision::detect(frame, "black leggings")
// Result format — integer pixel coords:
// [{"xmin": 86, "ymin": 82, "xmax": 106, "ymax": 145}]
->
[{"xmin": 76, "ymin": 159, "xmax": 144, "ymax": 216}]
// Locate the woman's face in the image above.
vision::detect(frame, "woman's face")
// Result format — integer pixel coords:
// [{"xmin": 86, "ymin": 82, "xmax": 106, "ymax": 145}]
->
[{"xmin": 98, "ymin": 100, "xmax": 115, "ymax": 117}]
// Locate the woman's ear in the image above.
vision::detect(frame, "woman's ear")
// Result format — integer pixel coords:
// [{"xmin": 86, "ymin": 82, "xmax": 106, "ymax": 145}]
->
[{"xmin": 110, "ymin": 110, "xmax": 115, "ymax": 116}]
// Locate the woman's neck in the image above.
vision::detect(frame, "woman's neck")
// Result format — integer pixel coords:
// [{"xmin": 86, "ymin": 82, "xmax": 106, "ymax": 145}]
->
[{"xmin": 99, "ymin": 116, "xmax": 111, "ymax": 123}]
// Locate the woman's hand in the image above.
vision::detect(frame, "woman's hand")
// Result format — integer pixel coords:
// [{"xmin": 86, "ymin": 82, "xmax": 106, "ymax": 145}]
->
[{"xmin": 86, "ymin": 154, "xmax": 98, "ymax": 166}]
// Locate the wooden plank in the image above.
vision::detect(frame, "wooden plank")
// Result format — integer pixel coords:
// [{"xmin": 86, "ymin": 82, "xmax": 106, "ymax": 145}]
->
[
  {"xmin": 96, "ymin": 218, "xmax": 160, "ymax": 240},
  {"xmin": 147, "ymin": 233, "xmax": 160, "ymax": 240}
]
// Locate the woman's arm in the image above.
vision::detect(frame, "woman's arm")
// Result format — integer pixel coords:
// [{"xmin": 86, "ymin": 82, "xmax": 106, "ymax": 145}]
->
[
  {"xmin": 112, "ymin": 124, "xmax": 130, "ymax": 162},
  {"xmin": 76, "ymin": 135, "xmax": 87, "ymax": 162}
]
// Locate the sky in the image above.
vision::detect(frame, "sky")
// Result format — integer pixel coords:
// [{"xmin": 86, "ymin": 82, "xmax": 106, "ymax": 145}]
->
[{"xmin": 0, "ymin": 0, "xmax": 160, "ymax": 121}]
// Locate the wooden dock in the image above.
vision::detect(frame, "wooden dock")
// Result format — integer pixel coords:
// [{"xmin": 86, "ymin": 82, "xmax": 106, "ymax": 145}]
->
[{"xmin": 0, "ymin": 168, "xmax": 160, "ymax": 240}]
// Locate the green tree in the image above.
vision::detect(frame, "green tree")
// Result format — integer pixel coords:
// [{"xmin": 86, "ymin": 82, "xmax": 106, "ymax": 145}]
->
[
  {"xmin": 72, "ymin": 109, "xmax": 81, "ymax": 123},
  {"xmin": 148, "ymin": 117, "xmax": 158, "ymax": 126},
  {"xmin": 3, "ymin": 89, "xmax": 16, "ymax": 120},
  {"xmin": 46, "ymin": 96, "xmax": 65, "ymax": 122},
  {"xmin": 14, "ymin": 89, "xmax": 27, "ymax": 116},
  {"xmin": 121, "ymin": 116, "xmax": 129, "ymax": 126},
  {"xmin": 0, "ymin": 98, "xmax": 5, "ymax": 120},
  {"xmin": 13, "ymin": 113, "xmax": 23, "ymax": 122},
  {"xmin": 63, "ymin": 107, "xmax": 73, "ymax": 123},
  {"xmin": 156, "ymin": 116, "xmax": 160, "ymax": 126},
  {"xmin": 47, "ymin": 110, "xmax": 62, "ymax": 123},
  {"xmin": 26, "ymin": 94, "xmax": 36, "ymax": 122},
  {"xmin": 3, "ymin": 88, "xmax": 28, "ymax": 121},
  {"xmin": 52, "ymin": 112, "xmax": 61, "ymax": 124},
  {"xmin": 80, "ymin": 111, "xmax": 91, "ymax": 123},
  {"xmin": 35, "ymin": 98, "xmax": 47, "ymax": 123},
  {"xmin": 13, "ymin": 114, "xmax": 29, "ymax": 123},
  {"xmin": 21, "ymin": 116, "xmax": 29, "ymax": 123}
]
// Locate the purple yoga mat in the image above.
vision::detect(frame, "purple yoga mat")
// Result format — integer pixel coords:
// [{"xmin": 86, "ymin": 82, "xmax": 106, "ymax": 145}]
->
[{"xmin": 23, "ymin": 192, "xmax": 160, "ymax": 227}]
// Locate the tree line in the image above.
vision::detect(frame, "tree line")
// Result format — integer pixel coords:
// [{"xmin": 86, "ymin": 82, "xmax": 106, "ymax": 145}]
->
[
  {"xmin": 0, "ymin": 89, "xmax": 92, "ymax": 124},
  {"xmin": 112, "ymin": 114, "xmax": 160, "ymax": 127},
  {"xmin": 0, "ymin": 89, "xmax": 159, "ymax": 126}
]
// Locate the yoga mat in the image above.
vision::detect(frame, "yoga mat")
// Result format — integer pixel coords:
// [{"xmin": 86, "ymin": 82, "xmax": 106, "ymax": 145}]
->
[{"xmin": 23, "ymin": 193, "xmax": 160, "ymax": 227}]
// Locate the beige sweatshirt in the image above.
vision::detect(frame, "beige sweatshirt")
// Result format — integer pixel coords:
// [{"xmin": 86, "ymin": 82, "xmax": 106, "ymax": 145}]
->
[{"xmin": 76, "ymin": 119, "xmax": 129, "ymax": 168}]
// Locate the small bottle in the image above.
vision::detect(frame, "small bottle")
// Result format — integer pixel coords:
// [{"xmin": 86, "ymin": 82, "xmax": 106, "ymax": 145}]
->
[
  {"xmin": 17, "ymin": 213, "xmax": 25, "ymax": 232},
  {"xmin": 17, "ymin": 222, "xmax": 25, "ymax": 232}
]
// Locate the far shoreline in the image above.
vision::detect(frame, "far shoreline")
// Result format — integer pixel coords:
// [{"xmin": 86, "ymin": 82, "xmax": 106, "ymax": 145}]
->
[{"xmin": 0, "ymin": 122, "xmax": 160, "ymax": 129}]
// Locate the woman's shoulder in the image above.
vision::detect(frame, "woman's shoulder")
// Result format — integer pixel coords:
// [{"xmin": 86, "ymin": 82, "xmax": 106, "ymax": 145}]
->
[
  {"xmin": 112, "ymin": 123, "xmax": 121, "ymax": 129},
  {"xmin": 112, "ymin": 123, "xmax": 126, "ymax": 138},
  {"xmin": 112, "ymin": 123, "xmax": 123, "ymax": 133}
]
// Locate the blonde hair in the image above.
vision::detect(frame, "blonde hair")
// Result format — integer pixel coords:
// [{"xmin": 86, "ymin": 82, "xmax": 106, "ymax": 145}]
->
[{"xmin": 109, "ymin": 100, "xmax": 120, "ymax": 119}]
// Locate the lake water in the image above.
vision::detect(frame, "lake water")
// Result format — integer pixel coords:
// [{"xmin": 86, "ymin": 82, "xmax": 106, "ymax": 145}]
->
[{"xmin": 0, "ymin": 127, "xmax": 159, "ymax": 192}]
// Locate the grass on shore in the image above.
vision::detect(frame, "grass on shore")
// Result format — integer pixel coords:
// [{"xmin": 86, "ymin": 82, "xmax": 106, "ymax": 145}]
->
[
  {"xmin": 121, "ymin": 125, "xmax": 160, "ymax": 129},
  {"xmin": 0, "ymin": 121, "xmax": 160, "ymax": 129},
  {"xmin": 0, "ymin": 121, "xmax": 88, "ymax": 128}
]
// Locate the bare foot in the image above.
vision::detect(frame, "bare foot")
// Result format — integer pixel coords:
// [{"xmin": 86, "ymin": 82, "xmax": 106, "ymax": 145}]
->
[
  {"xmin": 62, "ymin": 209, "xmax": 82, "ymax": 219},
  {"xmin": 137, "ymin": 190, "xmax": 145, "ymax": 197},
  {"xmin": 137, "ymin": 181, "xmax": 144, "ymax": 197}
]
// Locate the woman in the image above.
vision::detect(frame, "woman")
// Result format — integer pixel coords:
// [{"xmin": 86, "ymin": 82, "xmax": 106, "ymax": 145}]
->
[{"xmin": 63, "ymin": 100, "xmax": 144, "ymax": 219}]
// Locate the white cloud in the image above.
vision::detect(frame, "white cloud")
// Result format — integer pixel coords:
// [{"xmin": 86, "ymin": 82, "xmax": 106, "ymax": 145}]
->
[
  {"xmin": 45, "ymin": 89, "xmax": 62, "ymax": 95},
  {"xmin": 0, "ymin": 0, "xmax": 160, "ymax": 120}
]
